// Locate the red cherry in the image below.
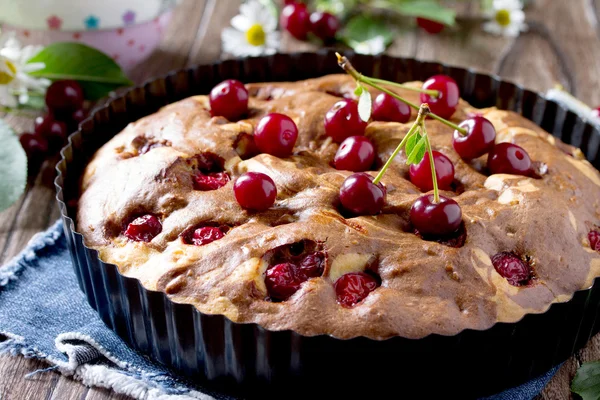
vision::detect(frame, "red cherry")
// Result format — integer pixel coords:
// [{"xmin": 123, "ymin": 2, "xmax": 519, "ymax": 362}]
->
[
  {"xmin": 339, "ymin": 172, "xmax": 385, "ymax": 216},
  {"xmin": 372, "ymin": 93, "xmax": 411, "ymax": 123},
  {"xmin": 193, "ymin": 171, "xmax": 230, "ymax": 191},
  {"xmin": 254, "ymin": 113, "xmax": 298, "ymax": 157},
  {"xmin": 487, "ymin": 143, "xmax": 532, "ymax": 176},
  {"xmin": 309, "ymin": 11, "xmax": 339, "ymax": 42},
  {"xmin": 334, "ymin": 136, "xmax": 375, "ymax": 172},
  {"xmin": 124, "ymin": 214, "xmax": 162, "ymax": 242},
  {"xmin": 416, "ymin": 18, "xmax": 445, "ymax": 34},
  {"xmin": 491, "ymin": 252, "xmax": 533, "ymax": 286},
  {"xmin": 34, "ymin": 114, "xmax": 55, "ymax": 135},
  {"xmin": 234, "ymin": 172, "xmax": 277, "ymax": 211},
  {"xmin": 589, "ymin": 230, "xmax": 600, "ymax": 252},
  {"xmin": 45, "ymin": 80, "xmax": 84, "ymax": 114},
  {"xmin": 19, "ymin": 132, "xmax": 48, "ymax": 160},
  {"xmin": 324, "ymin": 99, "xmax": 367, "ymax": 143},
  {"xmin": 334, "ymin": 272, "xmax": 378, "ymax": 307},
  {"xmin": 70, "ymin": 108, "xmax": 87, "ymax": 129},
  {"xmin": 191, "ymin": 227, "xmax": 225, "ymax": 246},
  {"xmin": 409, "ymin": 151, "xmax": 454, "ymax": 192},
  {"xmin": 296, "ymin": 251, "xmax": 326, "ymax": 281},
  {"xmin": 410, "ymin": 194, "xmax": 462, "ymax": 237},
  {"xmin": 453, "ymin": 116, "xmax": 496, "ymax": 160},
  {"xmin": 592, "ymin": 107, "xmax": 600, "ymax": 119},
  {"xmin": 209, "ymin": 79, "xmax": 248, "ymax": 121},
  {"xmin": 280, "ymin": 2, "xmax": 310, "ymax": 40},
  {"xmin": 265, "ymin": 263, "xmax": 302, "ymax": 301},
  {"xmin": 420, "ymin": 75, "xmax": 460, "ymax": 119}
]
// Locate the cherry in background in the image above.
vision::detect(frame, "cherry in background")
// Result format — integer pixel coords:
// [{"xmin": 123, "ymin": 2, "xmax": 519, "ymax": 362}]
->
[
  {"xmin": 420, "ymin": 75, "xmax": 460, "ymax": 120},
  {"xmin": 334, "ymin": 136, "xmax": 375, "ymax": 172},
  {"xmin": 324, "ymin": 99, "xmax": 368, "ymax": 143},
  {"xmin": 19, "ymin": 133, "xmax": 48, "ymax": 163},
  {"xmin": 372, "ymin": 93, "xmax": 411, "ymax": 123},
  {"xmin": 234, "ymin": 172, "xmax": 277, "ymax": 211},
  {"xmin": 280, "ymin": 2, "xmax": 310, "ymax": 40},
  {"xmin": 209, "ymin": 79, "xmax": 249, "ymax": 121},
  {"xmin": 417, "ymin": 18, "xmax": 445, "ymax": 34},
  {"xmin": 45, "ymin": 80, "xmax": 84, "ymax": 115},
  {"xmin": 339, "ymin": 172, "xmax": 385, "ymax": 215},
  {"xmin": 487, "ymin": 143, "xmax": 532, "ymax": 176},
  {"xmin": 309, "ymin": 11, "xmax": 339, "ymax": 42},
  {"xmin": 453, "ymin": 115, "xmax": 496, "ymax": 160},
  {"xmin": 410, "ymin": 194, "xmax": 462, "ymax": 237},
  {"xmin": 254, "ymin": 113, "xmax": 298, "ymax": 157},
  {"xmin": 409, "ymin": 151, "xmax": 455, "ymax": 192}
]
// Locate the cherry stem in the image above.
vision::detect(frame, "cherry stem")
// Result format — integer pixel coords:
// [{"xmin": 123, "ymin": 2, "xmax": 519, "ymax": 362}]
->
[
  {"xmin": 335, "ymin": 53, "xmax": 467, "ymax": 135},
  {"xmin": 373, "ymin": 104, "xmax": 429, "ymax": 185},
  {"xmin": 422, "ymin": 123, "xmax": 440, "ymax": 204},
  {"xmin": 368, "ymin": 77, "xmax": 439, "ymax": 97}
]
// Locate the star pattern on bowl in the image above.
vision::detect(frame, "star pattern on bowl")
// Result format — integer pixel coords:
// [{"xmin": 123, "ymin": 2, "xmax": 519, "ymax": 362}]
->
[
  {"xmin": 84, "ymin": 15, "xmax": 100, "ymax": 30},
  {"xmin": 47, "ymin": 15, "xmax": 63, "ymax": 30},
  {"xmin": 123, "ymin": 10, "xmax": 136, "ymax": 25}
]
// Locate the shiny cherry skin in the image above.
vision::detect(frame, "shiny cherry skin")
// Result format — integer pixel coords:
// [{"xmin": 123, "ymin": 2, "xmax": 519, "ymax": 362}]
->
[
  {"xmin": 309, "ymin": 11, "xmax": 339, "ymax": 42},
  {"xmin": 19, "ymin": 132, "xmax": 48, "ymax": 160},
  {"xmin": 416, "ymin": 18, "xmax": 445, "ymax": 34},
  {"xmin": 592, "ymin": 107, "xmax": 600, "ymax": 119},
  {"xmin": 209, "ymin": 79, "xmax": 249, "ymax": 121},
  {"xmin": 324, "ymin": 99, "xmax": 368, "ymax": 143},
  {"xmin": 334, "ymin": 136, "xmax": 375, "ymax": 172},
  {"xmin": 296, "ymin": 251, "xmax": 326, "ymax": 281},
  {"xmin": 69, "ymin": 108, "xmax": 87, "ymax": 129},
  {"xmin": 193, "ymin": 171, "xmax": 230, "ymax": 191},
  {"xmin": 234, "ymin": 172, "xmax": 277, "ymax": 211},
  {"xmin": 280, "ymin": 2, "xmax": 310, "ymax": 40},
  {"xmin": 124, "ymin": 214, "xmax": 162, "ymax": 242},
  {"xmin": 589, "ymin": 230, "xmax": 600, "ymax": 252},
  {"xmin": 410, "ymin": 194, "xmax": 462, "ymax": 236},
  {"xmin": 339, "ymin": 172, "xmax": 385, "ymax": 216},
  {"xmin": 409, "ymin": 151, "xmax": 454, "ymax": 192},
  {"xmin": 334, "ymin": 272, "xmax": 379, "ymax": 307},
  {"xmin": 420, "ymin": 75, "xmax": 460, "ymax": 119},
  {"xmin": 45, "ymin": 120, "xmax": 68, "ymax": 148},
  {"xmin": 265, "ymin": 263, "xmax": 301, "ymax": 300},
  {"xmin": 45, "ymin": 80, "xmax": 84, "ymax": 114},
  {"xmin": 372, "ymin": 93, "xmax": 411, "ymax": 123},
  {"xmin": 487, "ymin": 142, "xmax": 532, "ymax": 176},
  {"xmin": 254, "ymin": 113, "xmax": 298, "ymax": 157},
  {"xmin": 491, "ymin": 252, "xmax": 533, "ymax": 286},
  {"xmin": 191, "ymin": 227, "xmax": 225, "ymax": 246},
  {"xmin": 453, "ymin": 116, "xmax": 496, "ymax": 159},
  {"xmin": 34, "ymin": 114, "xmax": 55, "ymax": 136}
]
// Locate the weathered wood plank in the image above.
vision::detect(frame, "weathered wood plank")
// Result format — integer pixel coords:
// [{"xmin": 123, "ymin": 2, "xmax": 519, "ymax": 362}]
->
[{"xmin": 0, "ymin": 354, "xmax": 59, "ymax": 399}]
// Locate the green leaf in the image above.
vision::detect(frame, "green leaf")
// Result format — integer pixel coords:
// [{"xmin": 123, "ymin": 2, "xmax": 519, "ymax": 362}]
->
[
  {"xmin": 0, "ymin": 119, "xmax": 27, "ymax": 212},
  {"xmin": 314, "ymin": 0, "xmax": 358, "ymax": 18},
  {"xmin": 405, "ymin": 130, "xmax": 421, "ymax": 157},
  {"xmin": 357, "ymin": 88, "xmax": 372, "ymax": 122},
  {"xmin": 572, "ymin": 361, "xmax": 600, "ymax": 400},
  {"xmin": 375, "ymin": 0, "xmax": 457, "ymax": 26},
  {"xmin": 406, "ymin": 134, "xmax": 427, "ymax": 165},
  {"xmin": 27, "ymin": 42, "xmax": 133, "ymax": 100},
  {"xmin": 340, "ymin": 15, "xmax": 394, "ymax": 48}
]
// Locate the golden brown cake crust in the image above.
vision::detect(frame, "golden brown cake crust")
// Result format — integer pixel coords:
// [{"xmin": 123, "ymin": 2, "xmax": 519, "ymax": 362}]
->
[{"xmin": 77, "ymin": 74, "xmax": 600, "ymax": 340}]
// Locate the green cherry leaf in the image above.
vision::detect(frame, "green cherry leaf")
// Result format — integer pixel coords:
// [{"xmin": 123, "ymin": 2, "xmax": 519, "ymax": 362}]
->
[
  {"xmin": 572, "ymin": 361, "xmax": 600, "ymax": 400},
  {"xmin": 357, "ymin": 87, "xmax": 372, "ymax": 122},
  {"xmin": 405, "ymin": 130, "xmax": 420, "ymax": 157},
  {"xmin": 27, "ymin": 42, "xmax": 133, "ymax": 100},
  {"xmin": 406, "ymin": 134, "xmax": 427, "ymax": 165},
  {"xmin": 0, "ymin": 119, "xmax": 27, "ymax": 212},
  {"xmin": 340, "ymin": 15, "xmax": 394, "ymax": 49},
  {"xmin": 380, "ymin": 0, "xmax": 457, "ymax": 26}
]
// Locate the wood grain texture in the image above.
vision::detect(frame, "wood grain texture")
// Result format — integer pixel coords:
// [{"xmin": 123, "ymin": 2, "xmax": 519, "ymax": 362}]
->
[{"xmin": 0, "ymin": 0, "xmax": 599, "ymax": 398}]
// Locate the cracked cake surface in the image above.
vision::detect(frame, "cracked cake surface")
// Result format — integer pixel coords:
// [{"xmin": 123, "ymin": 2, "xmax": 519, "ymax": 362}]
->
[{"xmin": 77, "ymin": 74, "xmax": 600, "ymax": 340}]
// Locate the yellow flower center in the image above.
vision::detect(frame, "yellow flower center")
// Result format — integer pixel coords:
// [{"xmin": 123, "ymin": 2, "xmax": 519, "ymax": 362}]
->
[
  {"xmin": 246, "ymin": 24, "xmax": 266, "ymax": 47},
  {"xmin": 495, "ymin": 9, "xmax": 511, "ymax": 27},
  {"xmin": 0, "ymin": 59, "xmax": 17, "ymax": 85}
]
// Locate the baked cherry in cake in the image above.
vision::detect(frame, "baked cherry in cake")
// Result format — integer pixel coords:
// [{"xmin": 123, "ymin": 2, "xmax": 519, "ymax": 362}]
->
[
  {"xmin": 124, "ymin": 215, "xmax": 162, "ymax": 242},
  {"xmin": 264, "ymin": 250, "xmax": 325, "ymax": 301},
  {"xmin": 324, "ymin": 99, "xmax": 367, "ymax": 143},
  {"xmin": 193, "ymin": 172, "xmax": 230, "ymax": 191},
  {"xmin": 420, "ymin": 75, "xmax": 459, "ymax": 119},
  {"xmin": 334, "ymin": 136, "xmax": 375, "ymax": 172},
  {"xmin": 234, "ymin": 172, "xmax": 277, "ymax": 211},
  {"xmin": 409, "ymin": 151, "xmax": 454, "ymax": 192},
  {"xmin": 487, "ymin": 143, "xmax": 532, "ymax": 176},
  {"xmin": 453, "ymin": 116, "xmax": 496, "ymax": 160},
  {"xmin": 491, "ymin": 252, "xmax": 533, "ymax": 286},
  {"xmin": 335, "ymin": 272, "xmax": 379, "ymax": 307},
  {"xmin": 372, "ymin": 93, "xmax": 411, "ymax": 123},
  {"xmin": 209, "ymin": 79, "xmax": 248, "ymax": 121},
  {"xmin": 590, "ymin": 230, "xmax": 600, "ymax": 252},
  {"xmin": 190, "ymin": 227, "xmax": 225, "ymax": 246}
]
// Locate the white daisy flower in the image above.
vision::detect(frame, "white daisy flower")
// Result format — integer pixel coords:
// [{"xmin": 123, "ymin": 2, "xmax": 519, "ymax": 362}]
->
[
  {"xmin": 221, "ymin": 0, "xmax": 280, "ymax": 57},
  {"xmin": 483, "ymin": 0, "xmax": 527, "ymax": 38},
  {"xmin": 0, "ymin": 32, "xmax": 49, "ymax": 108},
  {"xmin": 350, "ymin": 36, "xmax": 387, "ymax": 55},
  {"xmin": 546, "ymin": 86, "xmax": 600, "ymax": 128}
]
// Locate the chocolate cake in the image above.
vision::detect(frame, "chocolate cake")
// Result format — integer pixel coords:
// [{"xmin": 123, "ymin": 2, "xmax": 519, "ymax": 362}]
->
[{"xmin": 76, "ymin": 74, "xmax": 600, "ymax": 340}]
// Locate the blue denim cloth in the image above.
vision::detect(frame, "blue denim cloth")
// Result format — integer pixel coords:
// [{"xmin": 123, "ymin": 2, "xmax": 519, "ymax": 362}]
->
[{"xmin": 0, "ymin": 221, "xmax": 559, "ymax": 400}]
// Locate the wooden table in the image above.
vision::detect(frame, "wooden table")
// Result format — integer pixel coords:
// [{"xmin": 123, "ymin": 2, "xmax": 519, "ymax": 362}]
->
[{"xmin": 1, "ymin": 0, "xmax": 599, "ymax": 398}]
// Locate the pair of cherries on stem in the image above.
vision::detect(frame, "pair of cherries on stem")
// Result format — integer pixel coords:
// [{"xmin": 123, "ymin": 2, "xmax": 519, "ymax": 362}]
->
[{"xmin": 339, "ymin": 104, "xmax": 463, "ymax": 237}]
